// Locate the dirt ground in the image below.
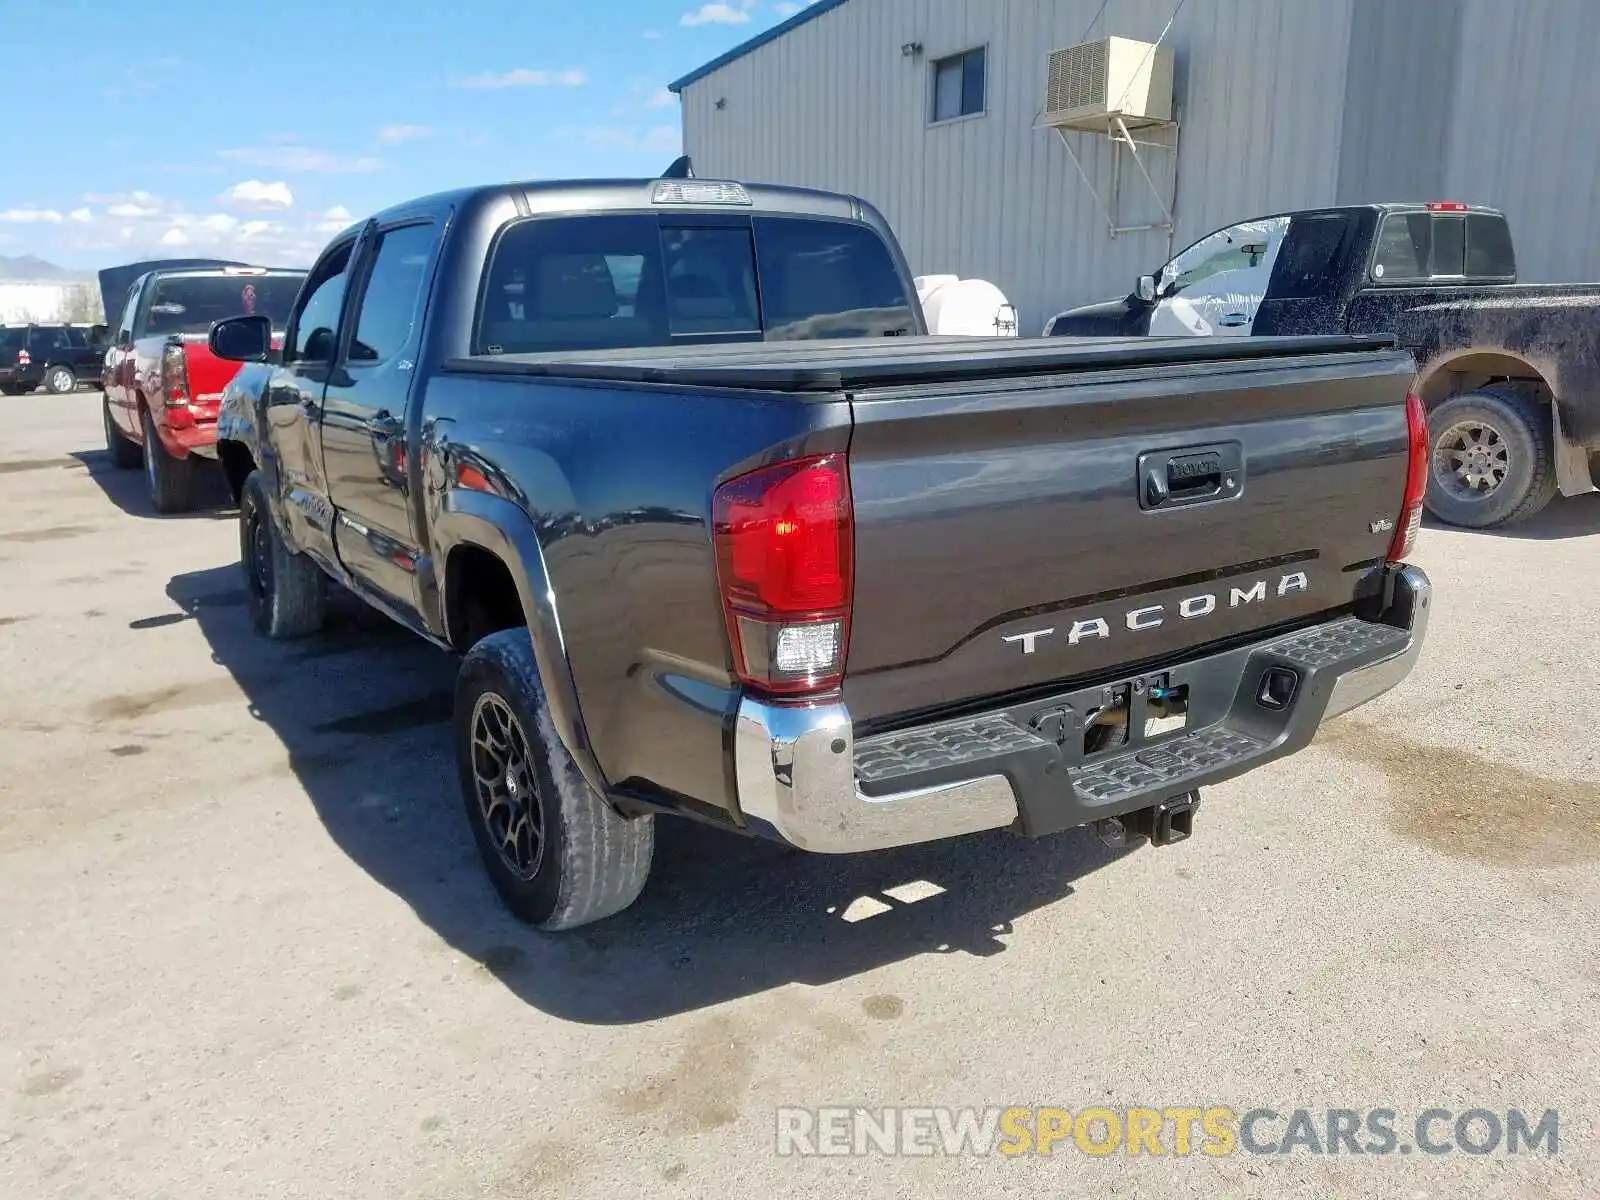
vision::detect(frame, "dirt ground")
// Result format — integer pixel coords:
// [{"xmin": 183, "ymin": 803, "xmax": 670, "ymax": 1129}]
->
[{"xmin": 2, "ymin": 393, "xmax": 1597, "ymax": 1199}]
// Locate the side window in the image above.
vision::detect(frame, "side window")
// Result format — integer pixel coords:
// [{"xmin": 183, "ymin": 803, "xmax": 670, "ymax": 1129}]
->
[
  {"xmin": 932, "ymin": 47, "xmax": 986, "ymax": 122},
  {"xmin": 66, "ymin": 327, "xmax": 89, "ymax": 348},
  {"xmin": 1269, "ymin": 216, "xmax": 1353, "ymax": 299},
  {"xmin": 30, "ymin": 327, "xmax": 67, "ymax": 351},
  {"xmin": 1164, "ymin": 218, "xmax": 1288, "ymax": 294},
  {"xmin": 347, "ymin": 224, "xmax": 436, "ymax": 364},
  {"xmin": 115, "ymin": 285, "xmax": 141, "ymax": 343},
  {"xmin": 287, "ymin": 241, "xmax": 355, "ymax": 364}
]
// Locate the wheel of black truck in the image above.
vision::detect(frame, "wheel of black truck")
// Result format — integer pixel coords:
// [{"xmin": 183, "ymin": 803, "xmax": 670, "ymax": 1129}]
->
[
  {"xmin": 44, "ymin": 365, "xmax": 76, "ymax": 394},
  {"xmin": 103, "ymin": 397, "xmax": 141, "ymax": 469},
  {"xmin": 141, "ymin": 407, "xmax": 196, "ymax": 514},
  {"xmin": 1423, "ymin": 386, "xmax": 1557, "ymax": 529},
  {"xmin": 454, "ymin": 628, "xmax": 654, "ymax": 930},
  {"xmin": 238, "ymin": 468, "xmax": 327, "ymax": 638}
]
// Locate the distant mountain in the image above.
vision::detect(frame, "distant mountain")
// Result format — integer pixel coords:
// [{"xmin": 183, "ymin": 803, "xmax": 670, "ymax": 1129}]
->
[{"xmin": 0, "ymin": 254, "xmax": 89, "ymax": 282}]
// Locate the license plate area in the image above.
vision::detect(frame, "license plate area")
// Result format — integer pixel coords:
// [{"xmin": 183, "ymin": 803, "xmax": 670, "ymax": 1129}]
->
[{"xmin": 1025, "ymin": 665, "xmax": 1220, "ymax": 772}]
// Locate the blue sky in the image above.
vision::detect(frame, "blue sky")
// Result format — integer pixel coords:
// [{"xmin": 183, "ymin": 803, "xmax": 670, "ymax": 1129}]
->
[{"xmin": 0, "ymin": 0, "xmax": 816, "ymax": 271}]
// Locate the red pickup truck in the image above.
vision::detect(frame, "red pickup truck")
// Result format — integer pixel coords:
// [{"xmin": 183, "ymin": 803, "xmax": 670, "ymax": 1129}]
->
[{"xmin": 99, "ymin": 261, "xmax": 305, "ymax": 512}]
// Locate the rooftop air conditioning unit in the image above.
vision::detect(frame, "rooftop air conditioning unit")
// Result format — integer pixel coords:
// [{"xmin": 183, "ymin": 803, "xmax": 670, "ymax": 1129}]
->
[{"xmin": 1041, "ymin": 36, "xmax": 1174, "ymax": 131}]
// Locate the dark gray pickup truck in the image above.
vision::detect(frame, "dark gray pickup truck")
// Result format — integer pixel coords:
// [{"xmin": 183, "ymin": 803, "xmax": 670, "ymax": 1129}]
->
[
  {"xmin": 1044, "ymin": 202, "xmax": 1600, "ymax": 529},
  {"xmin": 210, "ymin": 174, "xmax": 1433, "ymax": 931}
]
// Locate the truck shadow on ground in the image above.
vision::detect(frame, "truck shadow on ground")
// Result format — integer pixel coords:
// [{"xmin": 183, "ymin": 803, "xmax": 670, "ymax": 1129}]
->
[
  {"xmin": 1423, "ymin": 490, "xmax": 1600, "ymax": 541},
  {"xmin": 167, "ymin": 563, "xmax": 1126, "ymax": 1025},
  {"xmin": 71, "ymin": 449, "xmax": 234, "ymax": 520}
]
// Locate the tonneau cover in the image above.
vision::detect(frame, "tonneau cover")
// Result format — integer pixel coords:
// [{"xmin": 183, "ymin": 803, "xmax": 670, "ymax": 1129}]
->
[{"xmin": 445, "ymin": 333, "xmax": 1400, "ymax": 393}]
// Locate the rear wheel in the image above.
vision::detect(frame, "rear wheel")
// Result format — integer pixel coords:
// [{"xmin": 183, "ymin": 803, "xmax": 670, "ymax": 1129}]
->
[
  {"xmin": 0, "ymin": 384, "xmax": 28, "ymax": 396},
  {"xmin": 1423, "ymin": 386, "xmax": 1557, "ymax": 529},
  {"xmin": 44, "ymin": 365, "xmax": 76, "ymax": 394},
  {"xmin": 103, "ymin": 396, "xmax": 140, "ymax": 469},
  {"xmin": 239, "ymin": 469, "xmax": 327, "ymax": 638},
  {"xmin": 141, "ymin": 407, "xmax": 196, "ymax": 514},
  {"xmin": 454, "ymin": 629, "xmax": 654, "ymax": 930}
]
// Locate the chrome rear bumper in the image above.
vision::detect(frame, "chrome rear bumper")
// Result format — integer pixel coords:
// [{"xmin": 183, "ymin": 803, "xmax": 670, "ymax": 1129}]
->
[{"xmin": 733, "ymin": 565, "xmax": 1431, "ymax": 855}]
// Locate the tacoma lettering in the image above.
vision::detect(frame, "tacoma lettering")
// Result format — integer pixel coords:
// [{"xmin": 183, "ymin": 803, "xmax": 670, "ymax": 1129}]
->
[{"xmin": 1003, "ymin": 572, "xmax": 1311, "ymax": 653}]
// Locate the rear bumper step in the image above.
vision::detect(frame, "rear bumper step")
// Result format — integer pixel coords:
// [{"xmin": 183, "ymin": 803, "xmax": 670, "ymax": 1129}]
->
[{"xmin": 734, "ymin": 564, "xmax": 1430, "ymax": 854}]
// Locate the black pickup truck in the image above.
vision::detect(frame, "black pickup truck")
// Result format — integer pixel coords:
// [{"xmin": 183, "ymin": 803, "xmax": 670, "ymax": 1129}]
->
[
  {"xmin": 1044, "ymin": 202, "xmax": 1600, "ymax": 529},
  {"xmin": 209, "ymin": 175, "xmax": 1432, "ymax": 931}
]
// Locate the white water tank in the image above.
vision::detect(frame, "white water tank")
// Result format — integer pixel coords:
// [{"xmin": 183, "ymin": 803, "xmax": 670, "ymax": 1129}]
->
[{"xmin": 915, "ymin": 276, "xmax": 1020, "ymax": 337}]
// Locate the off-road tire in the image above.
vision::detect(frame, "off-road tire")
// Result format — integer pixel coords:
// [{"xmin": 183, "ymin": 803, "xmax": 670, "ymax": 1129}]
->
[
  {"xmin": 1423, "ymin": 386, "xmax": 1557, "ymax": 529},
  {"xmin": 44, "ymin": 364, "xmax": 76, "ymax": 394},
  {"xmin": 454, "ymin": 629, "xmax": 654, "ymax": 930},
  {"xmin": 103, "ymin": 397, "xmax": 140, "ymax": 469},
  {"xmin": 141, "ymin": 407, "xmax": 196, "ymax": 514},
  {"xmin": 239, "ymin": 469, "xmax": 327, "ymax": 638}
]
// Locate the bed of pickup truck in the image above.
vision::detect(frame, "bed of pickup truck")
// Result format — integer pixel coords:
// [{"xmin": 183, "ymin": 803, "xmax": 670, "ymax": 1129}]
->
[{"xmin": 208, "ymin": 175, "xmax": 1433, "ymax": 930}]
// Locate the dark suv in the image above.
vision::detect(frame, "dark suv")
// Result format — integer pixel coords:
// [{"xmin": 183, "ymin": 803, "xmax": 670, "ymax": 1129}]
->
[{"xmin": 0, "ymin": 323, "xmax": 107, "ymax": 395}]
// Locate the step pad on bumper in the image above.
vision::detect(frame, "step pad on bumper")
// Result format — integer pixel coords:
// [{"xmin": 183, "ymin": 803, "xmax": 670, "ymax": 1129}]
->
[
  {"xmin": 1269, "ymin": 615, "xmax": 1409, "ymax": 669},
  {"xmin": 1070, "ymin": 726, "xmax": 1264, "ymax": 805},
  {"xmin": 855, "ymin": 714, "xmax": 1051, "ymax": 786}
]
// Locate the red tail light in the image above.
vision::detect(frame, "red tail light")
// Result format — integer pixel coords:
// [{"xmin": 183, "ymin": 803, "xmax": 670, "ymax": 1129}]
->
[
  {"xmin": 17, "ymin": 349, "xmax": 30, "ymax": 367},
  {"xmin": 161, "ymin": 343, "xmax": 190, "ymax": 408},
  {"xmin": 713, "ymin": 453, "xmax": 853, "ymax": 696},
  {"xmin": 1388, "ymin": 392, "xmax": 1428, "ymax": 562}
]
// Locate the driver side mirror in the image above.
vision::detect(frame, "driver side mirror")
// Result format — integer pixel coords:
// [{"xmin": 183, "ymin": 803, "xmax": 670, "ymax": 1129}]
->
[
  {"xmin": 1136, "ymin": 274, "xmax": 1157, "ymax": 303},
  {"xmin": 209, "ymin": 314, "xmax": 273, "ymax": 363}
]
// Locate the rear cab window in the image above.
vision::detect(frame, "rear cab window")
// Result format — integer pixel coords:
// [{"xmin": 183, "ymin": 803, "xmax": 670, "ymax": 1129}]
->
[
  {"xmin": 1370, "ymin": 210, "xmax": 1515, "ymax": 284},
  {"xmin": 142, "ymin": 273, "xmax": 304, "ymax": 337},
  {"xmin": 476, "ymin": 213, "xmax": 917, "ymax": 355}
]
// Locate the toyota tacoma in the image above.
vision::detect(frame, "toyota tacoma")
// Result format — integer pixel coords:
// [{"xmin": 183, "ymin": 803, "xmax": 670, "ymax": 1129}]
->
[{"xmin": 210, "ymin": 174, "xmax": 1433, "ymax": 930}]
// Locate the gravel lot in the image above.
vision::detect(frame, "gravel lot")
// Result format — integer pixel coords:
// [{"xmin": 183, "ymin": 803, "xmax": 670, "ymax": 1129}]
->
[{"xmin": 2, "ymin": 393, "xmax": 1597, "ymax": 1199}]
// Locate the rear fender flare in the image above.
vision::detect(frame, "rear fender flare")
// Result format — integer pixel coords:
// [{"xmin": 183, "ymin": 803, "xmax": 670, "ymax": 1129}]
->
[{"xmin": 432, "ymin": 490, "xmax": 607, "ymax": 799}]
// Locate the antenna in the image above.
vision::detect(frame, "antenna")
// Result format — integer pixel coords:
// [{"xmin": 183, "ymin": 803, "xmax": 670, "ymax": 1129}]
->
[{"xmin": 661, "ymin": 155, "xmax": 695, "ymax": 179}]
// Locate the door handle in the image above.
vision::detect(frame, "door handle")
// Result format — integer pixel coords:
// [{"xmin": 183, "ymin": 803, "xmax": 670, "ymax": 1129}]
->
[{"xmin": 1138, "ymin": 442, "xmax": 1244, "ymax": 511}]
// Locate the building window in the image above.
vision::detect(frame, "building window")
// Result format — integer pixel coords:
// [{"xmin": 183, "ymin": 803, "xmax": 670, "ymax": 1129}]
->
[{"xmin": 931, "ymin": 47, "xmax": 985, "ymax": 123}]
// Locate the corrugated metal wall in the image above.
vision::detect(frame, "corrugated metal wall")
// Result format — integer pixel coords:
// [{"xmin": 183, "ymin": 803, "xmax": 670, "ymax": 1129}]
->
[
  {"xmin": 681, "ymin": 0, "xmax": 1356, "ymax": 332},
  {"xmin": 1442, "ymin": 0, "xmax": 1600, "ymax": 284},
  {"xmin": 680, "ymin": 0, "xmax": 1600, "ymax": 328}
]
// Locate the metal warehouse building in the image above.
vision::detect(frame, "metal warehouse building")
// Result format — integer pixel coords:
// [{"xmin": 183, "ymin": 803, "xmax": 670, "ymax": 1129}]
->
[{"xmin": 670, "ymin": 0, "xmax": 1600, "ymax": 333}]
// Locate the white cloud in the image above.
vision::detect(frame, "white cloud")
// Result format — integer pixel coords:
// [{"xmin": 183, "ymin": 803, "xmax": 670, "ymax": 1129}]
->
[
  {"xmin": 313, "ymin": 205, "xmax": 356, "ymax": 233},
  {"xmin": 220, "ymin": 146, "xmax": 382, "ymax": 174},
  {"xmin": 160, "ymin": 227, "xmax": 189, "ymax": 246},
  {"xmin": 222, "ymin": 179, "xmax": 295, "ymax": 209},
  {"xmin": 775, "ymin": 1, "xmax": 813, "ymax": 14},
  {"xmin": 102, "ymin": 190, "xmax": 163, "ymax": 218},
  {"xmin": 0, "ymin": 208, "xmax": 64, "ymax": 223},
  {"xmin": 377, "ymin": 123, "xmax": 432, "ymax": 144},
  {"xmin": 645, "ymin": 88, "xmax": 676, "ymax": 109},
  {"xmin": 68, "ymin": 207, "xmax": 94, "ymax": 223},
  {"xmin": 458, "ymin": 67, "xmax": 588, "ymax": 89},
  {"xmin": 681, "ymin": 2, "xmax": 753, "ymax": 26}
]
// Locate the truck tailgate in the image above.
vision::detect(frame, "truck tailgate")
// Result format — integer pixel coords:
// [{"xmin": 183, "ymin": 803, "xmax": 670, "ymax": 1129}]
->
[{"xmin": 843, "ymin": 346, "xmax": 1417, "ymax": 727}]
